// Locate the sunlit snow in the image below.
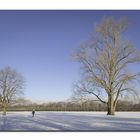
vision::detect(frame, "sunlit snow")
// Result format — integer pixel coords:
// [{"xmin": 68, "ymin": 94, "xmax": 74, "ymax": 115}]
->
[{"xmin": 0, "ymin": 111, "xmax": 140, "ymax": 131}]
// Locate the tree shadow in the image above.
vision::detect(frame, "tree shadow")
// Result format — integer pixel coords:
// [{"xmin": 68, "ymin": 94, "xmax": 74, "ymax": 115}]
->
[
  {"xmin": 0, "ymin": 113, "xmax": 74, "ymax": 131},
  {"xmin": 0, "ymin": 112, "xmax": 140, "ymax": 131}
]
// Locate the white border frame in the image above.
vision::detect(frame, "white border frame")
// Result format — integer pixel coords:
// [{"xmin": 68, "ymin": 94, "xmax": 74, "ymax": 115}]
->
[{"xmin": 0, "ymin": 0, "xmax": 139, "ymax": 10}]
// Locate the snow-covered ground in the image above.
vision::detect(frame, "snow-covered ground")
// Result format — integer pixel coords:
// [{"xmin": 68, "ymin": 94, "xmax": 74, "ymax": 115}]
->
[{"xmin": 0, "ymin": 111, "xmax": 140, "ymax": 131}]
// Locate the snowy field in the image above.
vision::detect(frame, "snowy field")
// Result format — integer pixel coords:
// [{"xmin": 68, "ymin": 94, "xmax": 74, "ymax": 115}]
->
[{"xmin": 0, "ymin": 111, "xmax": 140, "ymax": 131}]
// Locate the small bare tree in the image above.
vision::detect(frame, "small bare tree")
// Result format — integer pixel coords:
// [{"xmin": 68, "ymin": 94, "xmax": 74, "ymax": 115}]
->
[
  {"xmin": 0, "ymin": 66, "xmax": 25, "ymax": 115},
  {"xmin": 74, "ymin": 17, "xmax": 140, "ymax": 115}
]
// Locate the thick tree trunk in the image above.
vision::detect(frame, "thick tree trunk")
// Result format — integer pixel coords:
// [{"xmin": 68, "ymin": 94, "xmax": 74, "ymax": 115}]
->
[
  {"xmin": 2, "ymin": 102, "xmax": 7, "ymax": 115},
  {"xmin": 3, "ymin": 106, "xmax": 7, "ymax": 115},
  {"xmin": 107, "ymin": 95, "xmax": 115, "ymax": 115}
]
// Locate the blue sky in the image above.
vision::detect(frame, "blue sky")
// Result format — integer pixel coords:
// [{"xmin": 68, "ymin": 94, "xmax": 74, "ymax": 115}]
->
[{"xmin": 0, "ymin": 10, "xmax": 140, "ymax": 102}]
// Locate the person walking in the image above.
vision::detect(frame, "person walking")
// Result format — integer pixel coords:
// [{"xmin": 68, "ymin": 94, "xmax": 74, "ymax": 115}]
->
[{"xmin": 32, "ymin": 109, "xmax": 35, "ymax": 117}]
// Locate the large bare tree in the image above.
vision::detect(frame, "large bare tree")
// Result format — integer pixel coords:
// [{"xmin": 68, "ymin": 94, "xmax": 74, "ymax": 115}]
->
[
  {"xmin": 0, "ymin": 66, "xmax": 25, "ymax": 115},
  {"xmin": 74, "ymin": 17, "xmax": 140, "ymax": 115}
]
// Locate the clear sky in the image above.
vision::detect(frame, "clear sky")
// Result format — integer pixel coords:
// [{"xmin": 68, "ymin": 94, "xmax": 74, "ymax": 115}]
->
[{"xmin": 0, "ymin": 10, "xmax": 140, "ymax": 102}]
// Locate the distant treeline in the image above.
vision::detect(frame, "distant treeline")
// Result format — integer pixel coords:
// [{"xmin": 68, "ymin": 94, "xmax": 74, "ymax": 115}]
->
[{"xmin": 1, "ymin": 99, "xmax": 140, "ymax": 112}]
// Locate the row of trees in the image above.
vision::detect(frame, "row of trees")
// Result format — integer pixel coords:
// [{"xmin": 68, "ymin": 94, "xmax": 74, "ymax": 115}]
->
[{"xmin": 2, "ymin": 98, "xmax": 140, "ymax": 112}]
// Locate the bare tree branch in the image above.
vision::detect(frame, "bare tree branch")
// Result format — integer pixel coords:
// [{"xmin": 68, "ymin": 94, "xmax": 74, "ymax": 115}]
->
[
  {"xmin": 0, "ymin": 66, "xmax": 25, "ymax": 115},
  {"xmin": 73, "ymin": 17, "xmax": 140, "ymax": 115}
]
